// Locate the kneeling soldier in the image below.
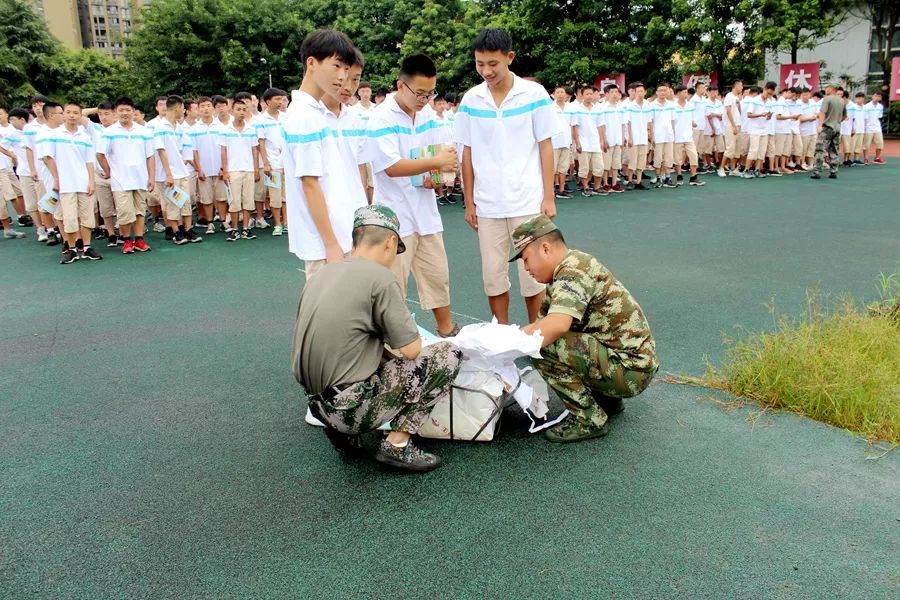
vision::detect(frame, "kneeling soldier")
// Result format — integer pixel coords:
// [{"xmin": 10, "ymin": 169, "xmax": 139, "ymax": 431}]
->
[
  {"xmin": 514, "ymin": 215, "xmax": 659, "ymax": 442},
  {"xmin": 291, "ymin": 205, "xmax": 463, "ymax": 472}
]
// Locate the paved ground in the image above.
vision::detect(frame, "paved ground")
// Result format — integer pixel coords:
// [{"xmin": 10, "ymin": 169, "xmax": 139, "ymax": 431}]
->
[{"xmin": 1, "ymin": 161, "xmax": 898, "ymax": 598}]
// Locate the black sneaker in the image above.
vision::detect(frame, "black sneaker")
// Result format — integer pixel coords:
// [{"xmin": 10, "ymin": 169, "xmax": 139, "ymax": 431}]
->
[
  {"xmin": 662, "ymin": 178, "xmax": 678, "ymax": 188},
  {"xmin": 94, "ymin": 228, "xmax": 108, "ymax": 240},
  {"xmin": 17, "ymin": 215, "xmax": 33, "ymax": 227},
  {"xmin": 173, "ymin": 230, "xmax": 188, "ymax": 245},
  {"xmin": 810, "ymin": 173, "xmax": 821, "ymax": 179},
  {"xmin": 828, "ymin": 172, "xmax": 837, "ymax": 179},
  {"xmin": 241, "ymin": 228, "xmax": 257, "ymax": 240},
  {"xmin": 375, "ymin": 439, "xmax": 441, "ymax": 472},
  {"xmin": 676, "ymin": 174, "xmax": 684, "ymax": 186},
  {"xmin": 186, "ymin": 230, "xmax": 203, "ymax": 243},
  {"xmin": 106, "ymin": 234, "xmax": 119, "ymax": 248},
  {"xmin": 689, "ymin": 175, "xmax": 705, "ymax": 186},
  {"xmin": 437, "ymin": 196, "xmax": 450, "ymax": 206},
  {"xmin": 81, "ymin": 247, "xmax": 103, "ymax": 261},
  {"xmin": 634, "ymin": 182, "xmax": 648, "ymax": 190},
  {"xmin": 46, "ymin": 233, "xmax": 60, "ymax": 247},
  {"xmin": 767, "ymin": 170, "xmax": 783, "ymax": 177},
  {"xmin": 195, "ymin": 217, "xmax": 209, "ymax": 227},
  {"xmin": 164, "ymin": 227, "xmax": 174, "ymax": 241},
  {"xmin": 446, "ymin": 194, "xmax": 457, "ymax": 205},
  {"xmin": 263, "ymin": 208, "xmax": 273, "ymax": 220},
  {"xmin": 624, "ymin": 181, "xmax": 634, "ymax": 191},
  {"xmin": 227, "ymin": 230, "xmax": 240, "ymax": 242},
  {"xmin": 60, "ymin": 249, "xmax": 77, "ymax": 264}
]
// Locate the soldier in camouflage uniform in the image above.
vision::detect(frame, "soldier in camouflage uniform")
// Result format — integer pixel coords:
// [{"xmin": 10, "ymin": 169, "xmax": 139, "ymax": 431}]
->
[
  {"xmin": 292, "ymin": 205, "xmax": 462, "ymax": 472},
  {"xmin": 810, "ymin": 84, "xmax": 846, "ymax": 180},
  {"xmin": 512, "ymin": 215, "xmax": 659, "ymax": 443}
]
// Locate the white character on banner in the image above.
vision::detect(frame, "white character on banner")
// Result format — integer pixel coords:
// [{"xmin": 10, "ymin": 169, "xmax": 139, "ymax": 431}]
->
[
  {"xmin": 784, "ymin": 68, "xmax": 812, "ymax": 89},
  {"xmin": 685, "ymin": 74, "xmax": 710, "ymax": 89},
  {"xmin": 600, "ymin": 78, "xmax": 617, "ymax": 90}
]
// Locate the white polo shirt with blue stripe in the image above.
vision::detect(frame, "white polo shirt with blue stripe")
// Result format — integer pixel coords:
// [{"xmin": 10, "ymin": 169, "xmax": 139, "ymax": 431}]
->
[
  {"xmin": 282, "ymin": 90, "xmax": 367, "ymax": 261},
  {"xmin": 454, "ymin": 74, "xmax": 559, "ymax": 218},
  {"xmin": 366, "ymin": 94, "xmax": 450, "ymax": 238},
  {"xmin": 186, "ymin": 119, "xmax": 222, "ymax": 177},
  {"xmin": 96, "ymin": 121, "xmax": 154, "ymax": 192},
  {"xmin": 38, "ymin": 125, "xmax": 94, "ymax": 194}
]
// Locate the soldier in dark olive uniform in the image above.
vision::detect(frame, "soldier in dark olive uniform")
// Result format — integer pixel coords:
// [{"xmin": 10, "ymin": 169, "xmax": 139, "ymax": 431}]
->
[{"xmin": 512, "ymin": 215, "xmax": 659, "ymax": 443}]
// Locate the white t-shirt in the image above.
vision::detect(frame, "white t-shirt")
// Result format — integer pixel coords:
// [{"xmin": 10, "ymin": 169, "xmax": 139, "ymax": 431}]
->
[
  {"xmin": 773, "ymin": 97, "xmax": 793, "ymax": 135},
  {"xmin": 153, "ymin": 119, "xmax": 192, "ymax": 180},
  {"xmin": 864, "ymin": 101, "xmax": 883, "ymax": 133},
  {"xmin": 366, "ymin": 95, "xmax": 450, "ymax": 238},
  {"xmin": 254, "ymin": 112, "xmax": 286, "ymax": 170},
  {"xmin": 651, "ymin": 100, "xmax": 676, "ymax": 143},
  {"xmin": 96, "ymin": 121, "xmax": 154, "ymax": 192},
  {"xmin": 186, "ymin": 120, "xmax": 222, "ymax": 177},
  {"xmin": 704, "ymin": 100, "xmax": 724, "ymax": 136},
  {"xmin": 599, "ymin": 102, "xmax": 626, "ymax": 147},
  {"xmin": 786, "ymin": 99, "xmax": 802, "ymax": 134},
  {"xmin": 328, "ymin": 104, "xmax": 368, "ymax": 168},
  {"xmin": 453, "ymin": 74, "xmax": 559, "ymax": 218},
  {"xmin": 673, "ymin": 101, "xmax": 694, "ymax": 143},
  {"xmin": 692, "ymin": 96, "xmax": 708, "ymax": 132},
  {"xmin": 626, "ymin": 101, "xmax": 652, "ymax": 146},
  {"xmin": 218, "ymin": 121, "xmax": 258, "ymax": 172},
  {"xmin": 550, "ymin": 102, "xmax": 572, "ymax": 149},
  {"xmin": 848, "ymin": 102, "xmax": 866, "ymax": 134},
  {"xmin": 572, "ymin": 103, "xmax": 601, "ymax": 152},
  {"xmin": 840, "ymin": 103, "xmax": 853, "ymax": 135},
  {"xmin": 38, "ymin": 126, "xmax": 94, "ymax": 193},
  {"xmin": 282, "ymin": 89, "xmax": 367, "ymax": 260},
  {"xmin": 0, "ymin": 125, "xmax": 28, "ymax": 176},
  {"xmin": 742, "ymin": 95, "xmax": 769, "ymax": 135},
  {"xmin": 33, "ymin": 124, "xmax": 56, "ymax": 190},
  {"xmin": 799, "ymin": 100, "xmax": 819, "ymax": 136},
  {"xmin": 723, "ymin": 92, "xmax": 743, "ymax": 129}
]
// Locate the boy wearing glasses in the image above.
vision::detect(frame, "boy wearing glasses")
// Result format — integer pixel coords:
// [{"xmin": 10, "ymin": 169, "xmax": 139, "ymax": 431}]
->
[{"xmin": 366, "ymin": 53, "xmax": 460, "ymax": 338}]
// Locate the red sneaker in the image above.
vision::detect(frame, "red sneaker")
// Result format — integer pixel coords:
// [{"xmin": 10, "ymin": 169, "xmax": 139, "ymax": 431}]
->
[
  {"xmin": 603, "ymin": 185, "xmax": 612, "ymax": 193},
  {"xmin": 122, "ymin": 239, "xmax": 134, "ymax": 254},
  {"xmin": 134, "ymin": 238, "xmax": 152, "ymax": 252},
  {"xmin": 611, "ymin": 184, "xmax": 624, "ymax": 193},
  {"xmin": 874, "ymin": 158, "xmax": 885, "ymax": 164},
  {"xmin": 864, "ymin": 159, "xmax": 869, "ymax": 165}
]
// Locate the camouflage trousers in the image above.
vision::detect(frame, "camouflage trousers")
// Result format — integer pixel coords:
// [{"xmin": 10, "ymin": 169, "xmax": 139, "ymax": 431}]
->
[
  {"xmin": 310, "ymin": 342, "xmax": 463, "ymax": 435},
  {"xmin": 533, "ymin": 332, "xmax": 656, "ymax": 428},
  {"xmin": 812, "ymin": 125, "xmax": 840, "ymax": 175}
]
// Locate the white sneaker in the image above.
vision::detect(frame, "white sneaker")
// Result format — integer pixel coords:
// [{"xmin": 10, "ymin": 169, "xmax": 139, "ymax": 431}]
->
[
  {"xmin": 272, "ymin": 225, "xmax": 283, "ymax": 236},
  {"xmin": 305, "ymin": 407, "xmax": 326, "ymax": 427},
  {"xmin": 3, "ymin": 229, "xmax": 25, "ymax": 239},
  {"xmin": 152, "ymin": 222, "xmax": 165, "ymax": 233},
  {"xmin": 37, "ymin": 228, "xmax": 48, "ymax": 242},
  {"xmin": 255, "ymin": 218, "xmax": 270, "ymax": 229},
  {"xmin": 800, "ymin": 164, "xmax": 810, "ymax": 171},
  {"xmin": 717, "ymin": 167, "xmax": 726, "ymax": 178},
  {"xmin": 205, "ymin": 223, "xmax": 215, "ymax": 235}
]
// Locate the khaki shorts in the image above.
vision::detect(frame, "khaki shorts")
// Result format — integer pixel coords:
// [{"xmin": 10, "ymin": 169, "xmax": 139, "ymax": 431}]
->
[
  {"xmin": 197, "ymin": 175, "xmax": 218, "ymax": 205},
  {"xmin": 802, "ymin": 135, "xmax": 817, "ymax": 159},
  {"xmin": 747, "ymin": 134, "xmax": 768, "ymax": 162},
  {"xmin": 112, "ymin": 189, "xmax": 148, "ymax": 225},
  {"xmin": 674, "ymin": 140, "xmax": 698, "ymax": 167},
  {"xmin": 765, "ymin": 134, "xmax": 778, "ymax": 159},
  {"xmin": 602, "ymin": 146, "xmax": 622, "ymax": 171},
  {"xmin": 841, "ymin": 134, "xmax": 852, "ymax": 153},
  {"xmin": 652, "ymin": 142, "xmax": 674, "ymax": 169},
  {"xmin": 214, "ymin": 176, "xmax": 228, "ymax": 202},
  {"xmin": 254, "ymin": 175, "xmax": 266, "ymax": 203},
  {"xmin": 624, "ymin": 144, "xmax": 648, "ymax": 171},
  {"xmin": 390, "ymin": 232, "xmax": 451, "ymax": 310},
  {"xmin": 863, "ymin": 131, "xmax": 884, "ymax": 150},
  {"xmin": 774, "ymin": 133, "xmax": 791, "ymax": 157},
  {"xmin": 59, "ymin": 192, "xmax": 96, "ymax": 233},
  {"xmin": 304, "ymin": 253, "xmax": 350, "ymax": 282},
  {"xmin": 723, "ymin": 128, "xmax": 738, "ymax": 159},
  {"xmin": 185, "ymin": 172, "xmax": 198, "ymax": 207},
  {"xmin": 477, "ymin": 215, "xmax": 546, "ymax": 298},
  {"xmin": 163, "ymin": 178, "xmax": 192, "ymax": 221},
  {"xmin": 578, "ymin": 151, "xmax": 604, "ymax": 178},
  {"xmin": 0, "ymin": 194, "xmax": 8, "ymax": 220},
  {"xmin": 0, "ymin": 169, "xmax": 21, "ymax": 201},
  {"xmin": 267, "ymin": 168, "xmax": 284, "ymax": 209},
  {"xmin": 712, "ymin": 135, "xmax": 725, "ymax": 153},
  {"xmin": 790, "ymin": 133, "xmax": 803, "ymax": 157},
  {"xmin": 737, "ymin": 132, "xmax": 750, "ymax": 158},
  {"xmin": 20, "ymin": 175, "xmax": 38, "ymax": 212},
  {"xmin": 553, "ymin": 148, "xmax": 570, "ymax": 175},
  {"xmin": 148, "ymin": 183, "xmax": 163, "ymax": 207},
  {"xmin": 850, "ymin": 133, "xmax": 865, "ymax": 154},
  {"xmin": 227, "ymin": 171, "xmax": 255, "ymax": 212},
  {"xmin": 692, "ymin": 130, "xmax": 703, "ymax": 149},
  {"xmin": 95, "ymin": 175, "xmax": 115, "ymax": 218}
]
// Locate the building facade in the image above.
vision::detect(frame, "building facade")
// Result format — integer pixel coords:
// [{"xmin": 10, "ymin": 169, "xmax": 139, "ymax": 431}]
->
[{"xmin": 28, "ymin": 0, "xmax": 144, "ymax": 57}]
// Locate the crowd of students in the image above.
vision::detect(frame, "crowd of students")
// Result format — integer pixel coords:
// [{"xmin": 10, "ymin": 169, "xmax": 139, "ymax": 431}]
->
[{"xmin": 0, "ymin": 30, "xmax": 889, "ymax": 269}]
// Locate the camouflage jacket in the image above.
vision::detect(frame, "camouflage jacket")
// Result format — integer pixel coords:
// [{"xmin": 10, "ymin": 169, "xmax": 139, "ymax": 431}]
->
[{"xmin": 541, "ymin": 249, "xmax": 659, "ymax": 372}]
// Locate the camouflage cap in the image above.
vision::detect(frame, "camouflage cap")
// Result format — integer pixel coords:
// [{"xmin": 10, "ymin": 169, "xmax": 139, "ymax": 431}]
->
[
  {"xmin": 353, "ymin": 204, "xmax": 406, "ymax": 254},
  {"xmin": 508, "ymin": 215, "xmax": 559, "ymax": 262}
]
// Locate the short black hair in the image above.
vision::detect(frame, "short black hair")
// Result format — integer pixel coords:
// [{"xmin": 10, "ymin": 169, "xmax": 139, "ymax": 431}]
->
[
  {"xmin": 674, "ymin": 85, "xmax": 687, "ymax": 93},
  {"xmin": 553, "ymin": 84, "xmax": 567, "ymax": 92},
  {"xmin": 855, "ymin": 92, "xmax": 865, "ymax": 98},
  {"xmin": 233, "ymin": 91, "xmax": 253, "ymax": 105},
  {"xmin": 300, "ymin": 28, "xmax": 356, "ymax": 67},
  {"xmin": 400, "ymin": 53, "xmax": 437, "ymax": 79},
  {"xmin": 352, "ymin": 47, "xmax": 365, "ymax": 69},
  {"xmin": 632, "ymin": 81, "xmax": 645, "ymax": 89},
  {"xmin": 564, "ymin": 86, "xmax": 574, "ymax": 95},
  {"xmin": 211, "ymin": 95, "xmax": 228, "ymax": 107},
  {"xmin": 473, "ymin": 28, "xmax": 512, "ymax": 53},
  {"xmin": 8, "ymin": 107, "xmax": 30, "ymax": 120},
  {"xmin": 261, "ymin": 88, "xmax": 288, "ymax": 103},
  {"xmin": 731, "ymin": 79, "xmax": 743, "ymax": 87},
  {"xmin": 64, "ymin": 100, "xmax": 82, "ymax": 109},
  {"xmin": 585, "ymin": 85, "xmax": 598, "ymax": 93},
  {"xmin": 603, "ymin": 84, "xmax": 618, "ymax": 94},
  {"xmin": 97, "ymin": 100, "xmax": 115, "ymax": 111},
  {"xmin": 687, "ymin": 87, "xmax": 696, "ymax": 95},
  {"xmin": 156, "ymin": 96, "xmax": 168, "ymax": 103},
  {"xmin": 114, "ymin": 96, "xmax": 135, "ymax": 108},
  {"xmin": 165, "ymin": 95, "xmax": 184, "ymax": 109},
  {"xmin": 31, "ymin": 94, "xmax": 50, "ymax": 106},
  {"xmin": 657, "ymin": 81, "xmax": 670, "ymax": 89},
  {"xmin": 764, "ymin": 81, "xmax": 777, "ymax": 91},
  {"xmin": 812, "ymin": 91, "xmax": 823, "ymax": 99},
  {"xmin": 709, "ymin": 85, "xmax": 718, "ymax": 91},
  {"xmin": 42, "ymin": 101, "xmax": 62, "ymax": 118},
  {"xmin": 358, "ymin": 81, "xmax": 372, "ymax": 90},
  {"xmin": 374, "ymin": 90, "xmax": 387, "ymax": 98},
  {"xmin": 196, "ymin": 96, "xmax": 212, "ymax": 105}
]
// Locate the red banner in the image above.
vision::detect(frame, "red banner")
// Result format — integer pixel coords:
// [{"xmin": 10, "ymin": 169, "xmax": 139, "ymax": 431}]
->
[
  {"xmin": 890, "ymin": 57, "xmax": 900, "ymax": 101},
  {"xmin": 682, "ymin": 72, "xmax": 718, "ymax": 88},
  {"xmin": 593, "ymin": 73, "xmax": 625, "ymax": 92},
  {"xmin": 779, "ymin": 63, "xmax": 820, "ymax": 92}
]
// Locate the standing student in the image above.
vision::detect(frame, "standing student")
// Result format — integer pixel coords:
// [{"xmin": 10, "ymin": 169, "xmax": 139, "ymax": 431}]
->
[
  {"xmin": 672, "ymin": 85, "xmax": 703, "ymax": 186},
  {"xmin": 40, "ymin": 101, "xmax": 99, "ymax": 263},
  {"xmin": 650, "ymin": 82, "xmax": 677, "ymax": 188},
  {"xmin": 282, "ymin": 28, "xmax": 363, "ymax": 279},
  {"xmin": 598, "ymin": 85, "xmax": 625, "ymax": 193},
  {"xmin": 797, "ymin": 88, "xmax": 819, "ymax": 170},
  {"xmin": 721, "ymin": 80, "xmax": 744, "ymax": 176},
  {"xmin": 772, "ymin": 88, "xmax": 795, "ymax": 175},
  {"xmin": 849, "ymin": 92, "xmax": 867, "ymax": 165},
  {"xmin": 36, "ymin": 102, "xmax": 67, "ymax": 245},
  {"xmin": 25, "ymin": 95, "xmax": 58, "ymax": 242},
  {"xmin": 145, "ymin": 96, "xmax": 168, "ymax": 232},
  {"xmin": 189, "ymin": 96, "xmax": 223, "ymax": 235},
  {"xmin": 155, "ymin": 95, "xmax": 202, "ymax": 245},
  {"xmin": 624, "ymin": 82, "xmax": 652, "ymax": 190},
  {"xmin": 863, "ymin": 92, "xmax": 885, "ymax": 164},
  {"xmin": 838, "ymin": 90, "xmax": 853, "ymax": 165},
  {"xmin": 454, "ymin": 28, "xmax": 559, "ymax": 324},
  {"xmin": 355, "ymin": 81, "xmax": 376, "ymax": 203},
  {"xmin": 256, "ymin": 87, "xmax": 288, "ymax": 236},
  {"xmin": 550, "ymin": 85, "xmax": 573, "ymax": 199},
  {"xmin": 96, "ymin": 97, "xmax": 155, "ymax": 254},
  {"xmin": 690, "ymin": 82, "xmax": 709, "ymax": 170},
  {"xmin": 2, "ymin": 108, "xmax": 36, "ymax": 238},
  {"xmin": 741, "ymin": 87, "xmax": 771, "ymax": 178},
  {"xmin": 703, "ymin": 86, "xmax": 724, "ymax": 171},
  {"xmin": 571, "ymin": 86, "xmax": 604, "ymax": 196},
  {"xmin": 88, "ymin": 100, "xmax": 120, "ymax": 245},
  {"xmin": 219, "ymin": 95, "xmax": 259, "ymax": 241},
  {"xmin": 366, "ymin": 53, "xmax": 461, "ymax": 338}
]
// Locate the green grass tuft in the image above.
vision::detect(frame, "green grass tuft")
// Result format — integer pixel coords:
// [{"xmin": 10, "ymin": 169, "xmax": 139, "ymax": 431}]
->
[{"xmin": 706, "ymin": 273, "xmax": 900, "ymax": 444}]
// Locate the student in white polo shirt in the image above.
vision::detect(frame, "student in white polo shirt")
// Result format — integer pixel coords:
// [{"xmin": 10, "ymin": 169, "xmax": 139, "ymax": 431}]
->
[
  {"xmin": 797, "ymin": 88, "xmax": 820, "ymax": 170},
  {"xmin": 598, "ymin": 84, "xmax": 626, "ymax": 193},
  {"xmin": 772, "ymin": 88, "xmax": 794, "ymax": 175},
  {"xmin": 145, "ymin": 96, "xmax": 168, "ymax": 232},
  {"xmin": 741, "ymin": 86, "xmax": 771, "ymax": 178},
  {"xmin": 256, "ymin": 87, "xmax": 289, "ymax": 236},
  {"xmin": 650, "ymin": 82, "xmax": 677, "ymax": 188},
  {"xmin": 366, "ymin": 53, "xmax": 461, "ymax": 338},
  {"xmin": 624, "ymin": 82, "xmax": 652, "ymax": 190},
  {"xmin": 863, "ymin": 92, "xmax": 885, "ymax": 165},
  {"xmin": 188, "ymin": 96, "xmax": 223, "ymax": 235},
  {"xmin": 96, "ymin": 97, "xmax": 156, "ymax": 254},
  {"xmin": 86, "ymin": 100, "xmax": 120, "ymax": 246},
  {"xmin": 34, "ymin": 101, "xmax": 65, "ymax": 245},
  {"xmin": 321, "ymin": 48, "xmax": 368, "ymax": 199},
  {"xmin": 220, "ymin": 94, "xmax": 259, "ymax": 241},
  {"xmin": 849, "ymin": 92, "xmax": 867, "ymax": 165},
  {"xmin": 282, "ymin": 29, "xmax": 364, "ymax": 280},
  {"xmin": 550, "ymin": 85, "xmax": 573, "ymax": 199},
  {"xmin": 721, "ymin": 80, "xmax": 744, "ymax": 176},
  {"xmin": 245, "ymin": 92, "xmax": 271, "ymax": 231},
  {"xmin": 454, "ymin": 28, "xmax": 559, "ymax": 324},
  {"xmin": 672, "ymin": 85, "xmax": 704, "ymax": 186},
  {"xmin": 1, "ymin": 108, "xmax": 37, "ymax": 238},
  {"xmin": 40, "ymin": 101, "xmax": 99, "ymax": 263},
  {"xmin": 155, "ymin": 95, "xmax": 202, "ymax": 245},
  {"xmin": 571, "ymin": 85, "xmax": 604, "ymax": 196},
  {"xmin": 690, "ymin": 82, "xmax": 709, "ymax": 170}
]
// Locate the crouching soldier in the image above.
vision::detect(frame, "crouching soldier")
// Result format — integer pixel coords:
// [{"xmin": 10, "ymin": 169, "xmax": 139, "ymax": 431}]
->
[
  {"xmin": 291, "ymin": 205, "xmax": 463, "ymax": 472},
  {"xmin": 514, "ymin": 215, "xmax": 659, "ymax": 442}
]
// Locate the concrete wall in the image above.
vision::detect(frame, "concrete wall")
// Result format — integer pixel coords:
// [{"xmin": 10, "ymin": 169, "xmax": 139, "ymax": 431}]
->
[{"xmin": 31, "ymin": 0, "xmax": 83, "ymax": 49}]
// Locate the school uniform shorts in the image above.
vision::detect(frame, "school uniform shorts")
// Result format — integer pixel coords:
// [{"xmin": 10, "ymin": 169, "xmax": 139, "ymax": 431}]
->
[
  {"xmin": 602, "ymin": 146, "xmax": 623, "ymax": 171},
  {"xmin": 267, "ymin": 168, "xmax": 284, "ymax": 208},
  {"xmin": 652, "ymin": 142, "xmax": 674, "ymax": 169},
  {"xmin": 802, "ymin": 135, "xmax": 817, "ymax": 159},
  {"xmin": 227, "ymin": 171, "xmax": 255, "ymax": 212},
  {"xmin": 553, "ymin": 148, "xmax": 571, "ymax": 175},
  {"xmin": 624, "ymin": 144, "xmax": 648, "ymax": 171},
  {"xmin": 578, "ymin": 151, "xmax": 604, "ymax": 178},
  {"xmin": 790, "ymin": 133, "xmax": 803, "ymax": 157},
  {"xmin": 112, "ymin": 189, "xmax": 148, "ymax": 226},
  {"xmin": 674, "ymin": 141, "xmax": 699, "ymax": 167},
  {"xmin": 163, "ymin": 178, "xmax": 192, "ymax": 221},
  {"xmin": 390, "ymin": 232, "xmax": 451, "ymax": 310},
  {"xmin": 747, "ymin": 134, "xmax": 768, "ymax": 162},
  {"xmin": 59, "ymin": 192, "xmax": 96, "ymax": 233},
  {"xmin": 197, "ymin": 175, "xmax": 218, "ymax": 205},
  {"xmin": 850, "ymin": 133, "xmax": 865, "ymax": 154},
  {"xmin": 254, "ymin": 175, "xmax": 266, "ymax": 203},
  {"xmin": 20, "ymin": 175, "xmax": 38, "ymax": 213},
  {"xmin": 477, "ymin": 215, "xmax": 546, "ymax": 298},
  {"xmin": 0, "ymin": 169, "xmax": 21, "ymax": 202},
  {"xmin": 863, "ymin": 131, "xmax": 883, "ymax": 150},
  {"xmin": 95, "ymin": 175, "xmax": 116, "ymax": 219}
]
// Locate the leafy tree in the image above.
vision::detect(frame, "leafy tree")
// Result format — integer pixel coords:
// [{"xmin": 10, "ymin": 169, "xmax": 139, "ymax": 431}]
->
[
  {"xmin": 0, "ymin": 0, "xmax": 59, "ymax": 106},
  {"xmin": 43, "ymin": 48, "xmax": 138, "ymax": 106},
  {"xmin": 753, "ymin": 0, "xmax": 852, "ymax": 63},
  {"xmin": 850, "ymin": 0, "xmax": 900, "ymax": 85}
]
